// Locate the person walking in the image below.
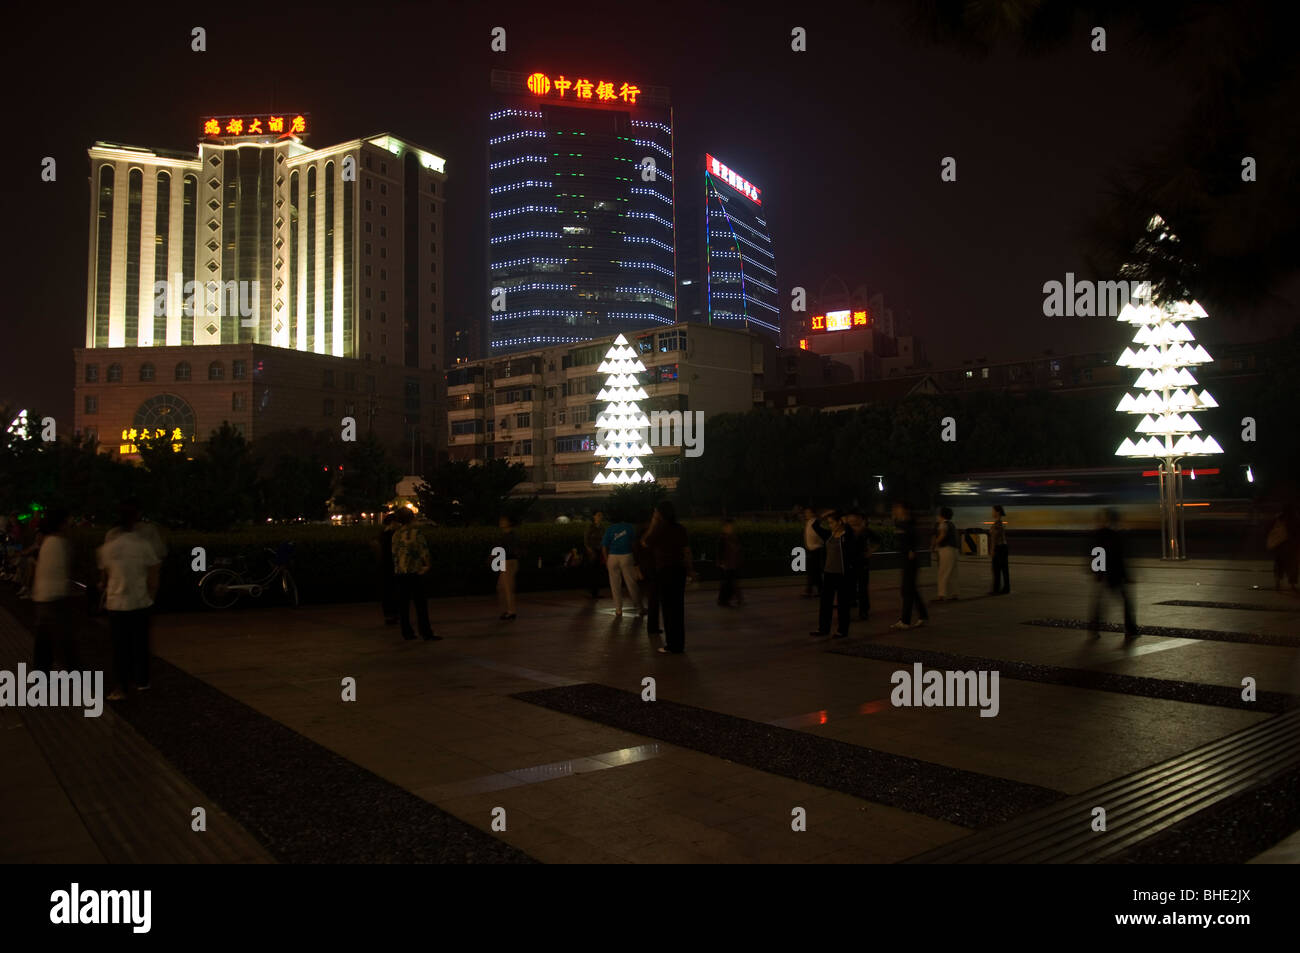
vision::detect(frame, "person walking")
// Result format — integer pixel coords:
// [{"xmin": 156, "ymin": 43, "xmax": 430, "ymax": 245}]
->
[
  {"xmin": 97, "ymin": 501, "xmax": 162, "ymax": 699},
  {"xmin": 584, "ymin": 511, "xmax": 607, "ymax": 599},
  {"xmin": 716, "ymin": 519, "xmax": 743, "ymax": 608},
  {"xmin": 809, "ymin": 510, "xmax": 856, "ymax": 639},
  {"xmin": 378, "ymin": 512, "xmax": 399, "ymax": 625},
  {"xmin": 644, "ymin": 501, "xmax": 694, "ymax": 654},
  {"xmin": 989, "ymin": 505, "xmax": 1010, "ymax": 594},
  {"xmin": 932, "ymin": 506, "xmax": 960, "ymax": 600},
  {"xmin": 496, "ymin": 514, "xmax": 523, "ymax": 621},
  {"xmin": 635, "ymin": 518, "xmax": 658, "ymax": 630},
  {"xmin": 392, "ymin": 508, "xmax": 440, "ymax": 641},
  {"xmin": 844, "ymin": 511, "xmax": 878, "ymax": 620},
  {"xmin": 891, "ymin": 501, "xmax": 929, "ymax": 630},
  {"xmin": 1089, "ymin": 508, "xmax": 1137, "ymax": 639},
  {"xmin": 32, "ymin": 508, "xmax": 80, "ymax": 675},
  {"xmin": 601, "ymin": 513, "xmax": 640, "ymax": 617},
  {"xmin": 1266, "ymin": 504, "xmax": 1300, "ymax": 593}
]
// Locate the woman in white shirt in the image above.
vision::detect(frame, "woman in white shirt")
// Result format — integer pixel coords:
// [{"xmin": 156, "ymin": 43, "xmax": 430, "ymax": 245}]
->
[{"xmin": 32, "ymin": 508, "xmax": 78, "ymax": 673}]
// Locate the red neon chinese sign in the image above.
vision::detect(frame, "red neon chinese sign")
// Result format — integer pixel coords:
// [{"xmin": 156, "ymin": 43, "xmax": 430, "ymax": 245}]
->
[
  {"xmin": 706, "ymin": 154, "xmax": 761, "ymax": 205},
  {"xmin": 809, "ymin": 310, "xmax": 869, "ymax": 333},
  {"xmin": 202, "ymin": 114, "xmax": 308, "ymax": 138},
  {"xmin": 525, "ymin": 73, "xmax": 641, "ymax": 105}
]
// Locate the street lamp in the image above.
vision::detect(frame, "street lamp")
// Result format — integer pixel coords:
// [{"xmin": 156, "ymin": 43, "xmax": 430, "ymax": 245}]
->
[{"xmin": 1113, "ymin": 297, "xmax": 1221, "ymax": 559}]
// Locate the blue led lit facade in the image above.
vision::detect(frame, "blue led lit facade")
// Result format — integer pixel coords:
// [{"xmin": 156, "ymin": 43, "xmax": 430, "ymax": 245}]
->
[
  {"xmin": 487, "ymin": 70, "xmax": 676, "ymax": 354},
  {"xmin": 703, "ymin": 155, "xmax": 779, "ymax": 341}
]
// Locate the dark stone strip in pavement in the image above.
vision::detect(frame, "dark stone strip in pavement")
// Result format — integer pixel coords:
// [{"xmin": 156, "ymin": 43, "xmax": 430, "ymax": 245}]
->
[
  {"xmin": 511, "ymin": 682, "xmax": 1066, "ymax": 829},
  {"xmin": 1153, "ymin": 599, "xmax": 1300, "ymax": 612},
  {"xmin": 828, "ymin": 641, "xmax": 1298, "ymax": 713},
  {"xmin": 1024, "ymin": 617, "xmax": 1300, "ymax": 648},
  {"xmin": 0, "ymin": 593, "xmax": 535, "ymax": 864},
  {"xmin": 1105, "ymin": 763, "xmax": 1300, "ymax": 864}
]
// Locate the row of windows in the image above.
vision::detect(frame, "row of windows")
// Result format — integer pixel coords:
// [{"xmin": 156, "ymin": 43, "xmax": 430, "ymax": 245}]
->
[
  {"xmin": 85, "ymin": 360, "xmax": 246, "ymax": 383},
  {"xmin": 83, "ymin": 391, "xmax": 248, "ymax": 414}
]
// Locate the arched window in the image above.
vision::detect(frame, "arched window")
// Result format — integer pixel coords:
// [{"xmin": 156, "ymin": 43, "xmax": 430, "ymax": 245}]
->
[
  {"xmin": 208, "ymin": 361, "xmax": 224, "ymax": 380},
  {"xmin": 139, "ymin": 363, "xmax": 155, "ymax": 382},
  {"xmin": 175, "ymin": 361, "xmax": 191, "ymax": 381},
  {"xmin": 107, "ymin": 363, "xmax": 122, "ymax": 382}
]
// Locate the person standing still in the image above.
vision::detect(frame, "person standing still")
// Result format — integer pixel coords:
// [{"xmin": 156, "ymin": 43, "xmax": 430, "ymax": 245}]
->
[
  {"xmin": 584, "ymin": 511, "xmax": 606, "ymax": 599},
  {"xmin": 602, "ymin": 515, "xmax": 640, "ymax": 617},
  {"xmin": 645, "ymin": 502, "xmax": 694, "ymax": 654},
  {"xmin": 635, "ymin": 520, "xmax": 657, "ymax": 629},
  {"xmin": 802, "ymin": 506, "xmax": 825, "ymax": 598},
  {"xmin": 809, "ymin": 510, "xmax": 855, "ymax": 638},
  {"xmin": 496, "ymin": 514, "xmax": 523, "ymax": 621},
  {"xmin": 378, "ymin": 512, "xmax": 399, "ymax": 624},
  {"xmin": 716, "ymin": 520, "xmax": 743, "ymax": 608},
  {"xmin": 989, "ymin": 505, "xmax": 1010, "ymax": 594},
  {"xmin": 891, "ymin": 501, "xmax": 929, "ymax": 629},
  {"xmin": 932, "ymin": 507, "xmax": 960, "ymax": 600},
  {"xmin": 392, "ymin": 508, "xmax": 440, "ymax": 641},
  {"xmin": 32, "ymin": 508, "xmax": 80, "ymax": 674},
  {"xmin": 844, "ymin": 512, "xmax": 878, "ymax": 620},
  {"xmin": 98, "ymin": 502, "xmax": 162, "ymax": 700}
]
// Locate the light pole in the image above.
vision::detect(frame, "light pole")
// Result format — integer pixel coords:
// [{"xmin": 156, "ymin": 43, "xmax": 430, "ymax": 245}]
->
[{"xmin": 1113, "ymin": 298, "xmax": 1222, "ymax": 559}]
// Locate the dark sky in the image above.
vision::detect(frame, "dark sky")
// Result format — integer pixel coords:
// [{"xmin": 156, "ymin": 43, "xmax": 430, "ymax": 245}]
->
[{"xmin": 2, "ymin": 0, "xmax": 1292, "ymax": 423}]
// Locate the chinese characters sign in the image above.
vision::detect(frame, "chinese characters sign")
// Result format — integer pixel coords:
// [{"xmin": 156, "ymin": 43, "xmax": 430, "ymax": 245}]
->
[
  {"xmin": 119, "ymin": 427, "xmax": 191, "ymax": 455},
  {"xmin": 809, "ymin": 310, "xmax": 869, "ymax": 333},
  {"xmin": 525, "ymin": 72, "xmax": 641, "ymax": 104},
  {"xmin": 202, "ymin": 114, "xmax": 308, "ymax": 138},
  {"xmin": 706, "ymin": 154, "xmax": 762, "ymax": 205}
]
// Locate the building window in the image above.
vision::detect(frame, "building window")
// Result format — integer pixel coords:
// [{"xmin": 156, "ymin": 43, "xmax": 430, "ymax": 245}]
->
[
  {"xmin": 344, "ymin": 401, "xmax": 355, "ymax": 416},
  {"xmin": 964, "ymin": 370, "xmax": 974, "ymax": 379},
  {"xmin": 365, "ymin": 177, "xmax": 371, "ymax": 190},
  {"xmin": 379, "ymin": 291, "xmax": 387, "ymax": 302},
  {"xmin": 380, "ymin": 162, "xmax": 387, "ymax": 174},
  {"xmin": 85, "ymin": 364, "xmax": 99, "ymax": 383},
  {"xmin": 84, "ymin": 395, "xmax": 98, "ymax": 414},
  {"xmin": 365, "ymin": 264, "xmax": 372, "ymax": 277},
  {"xmin": 380, "ymin": 268, "xmax": 387, "ymax": 280},
  {"xmin": 107, "ymin": 363, "xmax": 122, "ymax": 382},
  {"xmin": 365, "ymin": 222, "xmax": 371, "ymax": 233},
  {"xmin": 344, "ymin": 372, "xmax": 356, "ymax": 390},
  {"xmin": 175, "ymin": 361, "xmax": 191, "ymax": 381},
  {"xmin": 379, "ymin": 226, "xmax": 387, "ymax": 238},
  {"xmin": 139, "ymin": 363, "xmax": 155, "ymax": 382},
  {"xmin": 364, "ymin": 199, "xmax": 372, "ymax": 212},
  {"xmin": 516, "ymin": 413, "xmax": 531, "ymax": 428},
  {"xmin": 981, "ymin": 367, "xmax": 989, "ymax": 379},
  {"xmin": 232, "ymin": 359, "xmax": 246, "ymax": 380},
  {"xmin": 323, "ymin": 398, "xmax": 335, "ymax": 416},
  {"xmin": 208, "ymin": 361, "xmax": 224, "ymax": 380},
  {"xmin": 658, "ymin": 364, "xmax": 679, "ymax": 382},
  {"xmin": 380, "ymin": 247, "xmax": 387, "ymax": 259},
  {"xmin": 380, "ymin": 183, "xmax": 387, "ymax": 195},
  {"xmin": 323, "ymin": 369, "xmax": 335, "ymax": 388},
  {"xmin": 429, "ymin": 242, "xmax": 436, "ymax": 254},
  {"xmin": 658, "ymin": 330, "xmax": 685, "ymax": 353},
  {"xmin": 232, "ymin": 392, "xmax": 246, "ymax": 411},
  {"xmin": 380, "ymin": 204, "xmax": 387, "ymax": 216},
  {"xmin": 637, "ymin": 335, "xmax": 654, "ymax": 354}
]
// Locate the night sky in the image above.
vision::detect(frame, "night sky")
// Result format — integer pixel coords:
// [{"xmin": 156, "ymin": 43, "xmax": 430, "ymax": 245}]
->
[{"xmin": 1, "ymin": 0, "xmax": 1291, "ymax": 424}]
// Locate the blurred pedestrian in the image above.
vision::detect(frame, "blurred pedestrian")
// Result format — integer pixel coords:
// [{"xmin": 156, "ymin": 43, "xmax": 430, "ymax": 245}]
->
[
  {"xmin": 644, "ymin": 501, "xmax": 694, "ymax": 654},
  {"xmin": 932, "ymin": 506, "xmax": 960, "ymax": 600},
  {"xmin": 1267, "ymin": 504, "xmax": 1300, "ymax": 593},
  {"xmin": 98, "ymin": 500, "xmax": 162, "ymax": 699},
  {"xmin": 801, "ymin": 506, "xmax": 824, "ymax": 598},
  {"xmin": 496, "ymin": 514, "xmax": 523, "ymax": 621},
  {"xmin": 378, "ymin": 512, "xmax": 399, "ymax": 625},
  {"xmin": 584, "ymin": 511, "xmax": 606, "ymax": 599},
  {"xmin": 1089, "ymin": 508, "xmax": 1137, "ymax": 639},
  {"xmin": 891, "ymin": 501, "xmax": 929, "ymax": 630},
  {"xmin": 844, "ymin": 511, "xmax": 878, "ymax": 619},
  {"xmin": 392, "ymin": 507, "xmax": 439, "ymax": 641},
  {"xmin": 32, "ymin": 508, "xmax": 79, "ymax": 674},
  {"xmin": 717, "ymin": 519, "xmax": 743, "ymax": 608},
  {"xmin": 809, "ymin": 510, "xmax": 855, "ymax": 639},
  {"xmin": 989, "ymin": 505, "xmax": 1010, "ymax": 594},
  {"xmin": 635, "ymin": 517, "xmax": 657, "ymax": 629},
  {"xmin": 602, "ymin": 512, "xmax": 640, "ymax": 617}
]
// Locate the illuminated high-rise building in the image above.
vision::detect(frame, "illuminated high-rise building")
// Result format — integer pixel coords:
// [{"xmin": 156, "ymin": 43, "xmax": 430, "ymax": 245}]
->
[
  {"xmin": 700, "ymin": 154, "xmax": 780, "ymax": 341},
  {"xmin": 487, "ymin": 69, "xmax": 675, "ymax": 354},
  {"xmin": 75, "ymin": 115, "xmax": 448, "ymax": 468}
]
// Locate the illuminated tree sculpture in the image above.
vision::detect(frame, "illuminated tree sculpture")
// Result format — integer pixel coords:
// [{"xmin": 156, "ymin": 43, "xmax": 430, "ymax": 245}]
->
[
  {"xmin": 1113, "ymin": 295, "xmax": 1221, "ymax": 559},
  {"xmin": 592, "ymin": 334, "xmax": 655, "ymax": 485}
]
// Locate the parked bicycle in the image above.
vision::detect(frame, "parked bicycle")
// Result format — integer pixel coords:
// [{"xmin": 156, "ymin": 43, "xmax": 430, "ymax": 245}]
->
[{"xmin": 198, "ymin": 542, "xmax": 299, "ymax": 609}]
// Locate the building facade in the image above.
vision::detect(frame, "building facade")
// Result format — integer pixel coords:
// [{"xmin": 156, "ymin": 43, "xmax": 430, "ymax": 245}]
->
[
  {"xmin": 76, "ymin": 118, "xmax": 447, "ymax": 465},
  {"xmin": 487, "ymin": 69, "xmax": 676, "ymax": 355},
  {"xmin": 445, "ymin": 322, "xmax": 770, "ymax": 494},
  {"xmin": 701, "ymin": 154, "xmax": 780, "ymax": 341}
]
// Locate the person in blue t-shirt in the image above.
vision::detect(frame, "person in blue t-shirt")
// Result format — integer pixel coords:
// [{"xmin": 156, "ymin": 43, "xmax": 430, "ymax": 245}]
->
[{"xmin": 601, "ymin": 517, "xmax": 640, "ymax": 616}]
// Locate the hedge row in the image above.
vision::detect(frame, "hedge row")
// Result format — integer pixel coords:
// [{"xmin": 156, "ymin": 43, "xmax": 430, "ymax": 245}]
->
[{"xmin": 64, "ymin": 519, "xmax": 900, "ymax": 611}]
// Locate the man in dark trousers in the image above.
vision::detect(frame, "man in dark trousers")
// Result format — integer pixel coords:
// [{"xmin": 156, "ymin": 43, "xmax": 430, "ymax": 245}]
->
[
  {"xmin": 809, "ymin": 510, "xmax": 856, "ymax": 639},
  {"xmin": 844, "ymin": 511, "xmax": 879, "ymax": 620},
  {"xmin": 890, "ymin": 501, "xmax": 929, "ymax": 630},
  {"xmin": 584, "ymin": 511, "xmax": 606, "ymax": 599},
  {"xmin": 644, "ymin": 502, "xmax": 694, "ymax": 654},
  {"xmin": 378, "ymin": 512, "xmax": 399, "ymax": 624},
  {"xmin": 1089, "ymin": 508, "xmax": 1137, "ymax": 639},
  {"xmin": 989, "ymin": 504, "xmax": 1010, "ymax": 594}
]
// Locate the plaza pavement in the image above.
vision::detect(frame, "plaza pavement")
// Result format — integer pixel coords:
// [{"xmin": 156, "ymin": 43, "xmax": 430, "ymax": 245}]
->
[{"xmin": 2, "ymin": 553, "xmax": 1298, "ymax": 864}]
